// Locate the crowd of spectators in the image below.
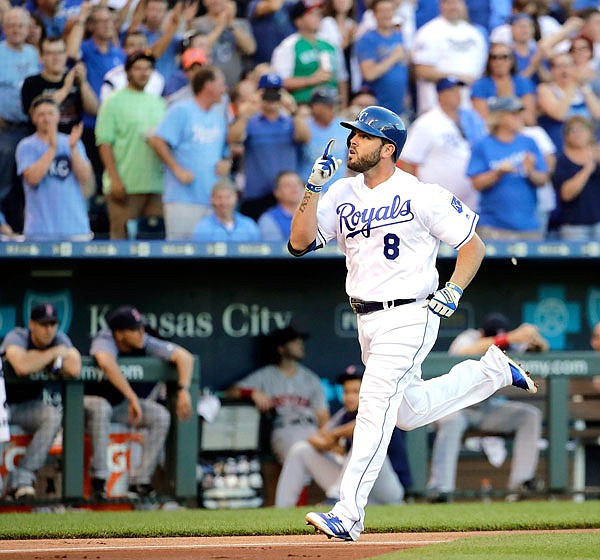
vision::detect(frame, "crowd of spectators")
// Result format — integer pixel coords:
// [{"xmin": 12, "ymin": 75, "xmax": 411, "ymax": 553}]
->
[{"xmin": 0, "ymin": 0, "xmax": 599, "ymax": 242}]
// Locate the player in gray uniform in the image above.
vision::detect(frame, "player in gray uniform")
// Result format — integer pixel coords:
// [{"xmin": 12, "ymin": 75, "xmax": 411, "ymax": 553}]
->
[
  {"xmin": 274, "ymin": 364, "xmax": 404, "ymax": 507},
  {"xmin": 227, "ymin": 326, "xmax": 329, "ymax": 463},
  {"xmin": 428, "ymin": 313, "xmax": 546, "ymax": 502},
  {"xmin": 1, "ymin": 303, "xmax": 81, "ymax": 500},
  {"xmin": 85, "ymin": 305, "xmax": 193, "ymax": 500},
  {"xmin": 289, "ymin": 105, "xmax": 538, "ymax": 541}
]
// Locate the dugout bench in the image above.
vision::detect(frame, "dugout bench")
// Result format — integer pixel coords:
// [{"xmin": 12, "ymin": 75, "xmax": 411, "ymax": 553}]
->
[
  {"xmin": 2, "ymin": 356, "xmax": 200, "ymax": 502},
  {"xmin": 406, "ymin": 352, "xmax": 600, "ymax": 497}
]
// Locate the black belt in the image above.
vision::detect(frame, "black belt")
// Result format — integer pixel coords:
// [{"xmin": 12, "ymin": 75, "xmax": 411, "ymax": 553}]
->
[
  {"xmin": 350, "ymin": 297, "xmax": 416, "ymax": 315},
  {"xmin": 274, "ymin": 417, "xmax": 316, "ymax": 429}
]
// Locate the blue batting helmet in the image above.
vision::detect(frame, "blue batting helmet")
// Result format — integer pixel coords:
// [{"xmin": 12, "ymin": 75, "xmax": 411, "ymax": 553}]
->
[{"xmin": 340, "ymin": 106, "xmax": 407, "ymax": 161}]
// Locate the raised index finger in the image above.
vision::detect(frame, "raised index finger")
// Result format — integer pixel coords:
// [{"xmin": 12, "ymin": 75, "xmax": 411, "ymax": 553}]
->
[{"xmin": 322, "ymin": 138, "xmax": 335, "ymax": 158}]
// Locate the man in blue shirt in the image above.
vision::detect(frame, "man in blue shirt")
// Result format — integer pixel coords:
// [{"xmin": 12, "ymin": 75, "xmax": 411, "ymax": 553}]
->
[
  {"xmin": 0, "ymin": 7, "xmax": 40, "ymax": 233},
  {"xmin": 299, "ymin": 87, "xmax": 347, "ymax": 182},
  {"xmin": 247, "ymin": 0, "xmax": 295, "ymax": 65},
  {"xmin": 150, "ymin": 66, "xmax": 231, "ymax": 240},
  {"xmin": 136, "ymin": 0, "xmax": 185, "ymax": 83},
  {"xmin": 192, "ymin": 177, "xmax": 260, "ymax": 242},
  {"xmin": 77, "ymin": 6, "xmax": 125, "ymax": 203},
  {"xmin": 79, "ymin": 7, "xmax": 126, "ymax": 126},
  {"xmin": 257, "ymin": 170, "xmax": 304, "ymax": 242},
  {"xmin": 355, "ymin": 0, "xmax": 409, "ymax": 117},
  {"xmin": 228, "ymin": 73, "xmax": 310, "ymax": 220},
  {"xmin": 16, "ymin": 96, "xmax": 92, "ymax": 240}
]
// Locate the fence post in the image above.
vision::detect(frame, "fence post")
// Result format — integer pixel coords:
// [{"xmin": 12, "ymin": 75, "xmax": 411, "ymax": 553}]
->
[
  {"xmin": 62, "ymin": 378, "xmax": 84, "ymax": 499},
  {"xmin": 547, "ymin": 375, "xmax": 569, "ymax": 492}
]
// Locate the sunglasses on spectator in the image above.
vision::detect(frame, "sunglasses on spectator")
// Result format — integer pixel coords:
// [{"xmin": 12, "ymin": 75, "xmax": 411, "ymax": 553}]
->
[
  {"xmin": 566, "ymin": 124, "xmax": 591, "ymax": 133},
  {"xmin": 490, "ymin": 54, "xmax": 511, "ymax": 60}
]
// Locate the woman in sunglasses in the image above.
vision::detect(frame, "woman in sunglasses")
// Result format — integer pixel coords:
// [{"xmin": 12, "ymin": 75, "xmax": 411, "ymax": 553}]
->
[{"xmin": 471, "ymin": 42, "xmax": 537, "ymax": 126}]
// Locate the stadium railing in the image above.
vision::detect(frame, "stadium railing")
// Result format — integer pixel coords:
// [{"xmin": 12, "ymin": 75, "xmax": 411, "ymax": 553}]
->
[{"xmin": 407, "ymin": 352, "xmax": 600, "ymax": 496}]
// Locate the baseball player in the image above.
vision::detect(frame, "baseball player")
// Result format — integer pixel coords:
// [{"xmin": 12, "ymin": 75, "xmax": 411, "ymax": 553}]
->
[
  {"xmin": 289, "ymin": 106, "xmax": 538, "ymax": 541},
  {"xmin": 226, "ymin": 326, "xmax": 330, "ymax": 463}
]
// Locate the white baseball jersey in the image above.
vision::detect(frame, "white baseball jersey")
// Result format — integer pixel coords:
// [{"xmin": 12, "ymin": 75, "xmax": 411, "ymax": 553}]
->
[
  {"xmin": 411, "ymin": 16, "xmax": 487, "ymax": 114},
  {"xmin": 401, "ymin": 106, "xmax": 479, "ymax": 211},
  {"xmin": 313, "ymin": 168, "xmax": 479, "ymax": 301}
]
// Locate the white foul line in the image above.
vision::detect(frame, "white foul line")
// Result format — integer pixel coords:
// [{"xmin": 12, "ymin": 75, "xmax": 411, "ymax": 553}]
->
[{"xmin": 0, "ymin": 539, "xmax": 451, "ymax": 554}]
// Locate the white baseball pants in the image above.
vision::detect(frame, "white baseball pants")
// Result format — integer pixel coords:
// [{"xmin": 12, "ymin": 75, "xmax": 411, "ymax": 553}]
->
[
  {"xmin": 275, "ymin": 440, "xmax": 403, "ymax": 507},
  {"xmin": 331, "ymin": 301, "xmax": 513, "ymax": 540}
]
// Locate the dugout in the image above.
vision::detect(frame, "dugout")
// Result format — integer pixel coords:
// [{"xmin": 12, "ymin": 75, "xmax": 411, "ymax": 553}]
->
[{"xmin": 0, "ymin": 239, "xmax": 599, "ymax": 501}]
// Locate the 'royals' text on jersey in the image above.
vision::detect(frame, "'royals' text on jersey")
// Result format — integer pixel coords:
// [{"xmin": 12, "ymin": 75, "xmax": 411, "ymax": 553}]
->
[{"xmin": 314, "ymin": 168, "xmax": 478, "ymax": 301}]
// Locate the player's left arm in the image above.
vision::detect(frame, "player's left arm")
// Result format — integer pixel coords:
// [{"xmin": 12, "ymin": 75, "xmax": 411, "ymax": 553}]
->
[
  {"xmin": 448, "ymin": 233, "xmax": 486, "ymax": 292},
  {"xmin": 428, "ymin": 233, "xmax": 485, "ymax": 318},
  {"xmin": 170, "ymin": 346, "xmax": 194, "ymax": 421}
]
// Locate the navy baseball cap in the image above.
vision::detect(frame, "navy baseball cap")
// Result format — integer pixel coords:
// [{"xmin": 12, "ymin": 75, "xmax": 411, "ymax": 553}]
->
[
  {"xmin": 488, "ymin": 96, "xmax": 524, "ymax": 113},
  {"xmin": 288, "ymin": 0, "xmax": 322, "ymax": 22},
  {"xmin": 258, "ymin": 73, "xmax": 283, "ymax": 101},
  {"xmin": 124, "ymin": 49, "xmax": 155, "ymax": 72},
  {"xmin": 481, "ymin": 313, "xmax": 511, "ymax": 337},
  {"xmin": 30, "ymin": 303, "xmax": 59, "ymax": 324},
  {"xmin": 107, "ymin": 305, "xmax": 145, "ymax": 331},
  {"xmin": 310, "ymin": 86, "xmax": 339, "ymax": 105},
  {"xmin": 337, "ymin": 364, "xmax": 364, "ymax": 384},
  {"xmin": 258, "ymin": 73, "xmax": 283, "ymax": 90},
  {"xmin": 269, "ymin": 326, "xmax": 308, "ymax": 347},
  {"xmin": 436, "ymin": 77, "xmax": 466, "ymax": 92}
]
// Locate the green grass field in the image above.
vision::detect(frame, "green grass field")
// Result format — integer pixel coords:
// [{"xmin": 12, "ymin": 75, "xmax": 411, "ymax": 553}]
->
[
  {"xmin": 0, "ymin": 501, "xmax": 599, "ymax": 540},
  {"xmin": 366, "ymin": 532, "xmax": 600, "ymax": 559}
]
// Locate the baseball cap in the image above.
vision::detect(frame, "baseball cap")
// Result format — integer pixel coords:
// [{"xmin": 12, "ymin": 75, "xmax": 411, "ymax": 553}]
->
[
  {"xmin": 107, "ymin": 305, "xmax": 145, "ymax": 331},
  {"xmin": 488, "ymin": 96, "xmax": 524, "ymax": 113},
  {"xmin": 124, "ymin": 49, "xmax": 155, "ymax": 72},
  {"xmin": 336, "ymin": 364, "xmax": 364, "ymax": 384},
  {"xmin": 268, "ymin": 326, "xmax": 308, "ymax": 347},
  {"xmin": 258, "ymin": 73, "xmax": 283, "ymax": 90},
  {"xmin": 436, "ymin": 77, "xmax": 466, "ymax": 92},
  {"xmin": 288, "ymin": 0, "xmax": 322, "ymax": 22},
  {"xmin": 30, "ymin": 303, "xmax": 59, "ymax": 324},
  {"xmin": 509, "ymin": 13, "xmax": 533, "ymax": 25},
  {"xmin": 258, "ymin": 73, "xmax": 283, "ymax": 101},
  {"xmin": 310, "ymin": 86, "xmax": 339, "ymax": 105},
  {"xmin": 181, "ymin": 48, "xmax": 207, "ymax": 70},
  {"xmin": 481, "ymin": 313, "xmax": 511, "ymax": 337}
]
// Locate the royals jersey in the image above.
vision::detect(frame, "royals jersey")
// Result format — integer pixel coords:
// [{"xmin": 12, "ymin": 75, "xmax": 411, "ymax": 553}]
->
[{"xmin": 314, "ymin": 168, "xmax": 479, "ymax": 301}]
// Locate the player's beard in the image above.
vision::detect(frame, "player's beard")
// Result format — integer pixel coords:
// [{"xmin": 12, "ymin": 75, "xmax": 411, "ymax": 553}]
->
[{"xmin": 347, "ymin": 144, "xmax": 384, "ymax": 173}]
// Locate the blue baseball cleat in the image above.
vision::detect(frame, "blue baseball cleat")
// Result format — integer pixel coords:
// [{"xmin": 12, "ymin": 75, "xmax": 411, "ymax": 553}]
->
[
  {"xmin": 506, "ymin": 354, "xmax": 537, "ymax": 393},
  {"xmin": 305, "ymin": 512, "xmax": 353, "ymax": 541}
]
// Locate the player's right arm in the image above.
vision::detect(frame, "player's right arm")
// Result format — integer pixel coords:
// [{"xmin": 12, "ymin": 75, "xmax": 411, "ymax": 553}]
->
[
  {"xmin": 289, "ymin": 188, "xmax": 320, "ymax": 254},
  {"xmin": 289, "ymin": 139, "xmax": 341, "ymax": 255},
  {"xmin": 93, "ymin": 351, "xmax": 142, "ymax": 425},
  {"xmin": 5, "ymin": 344, "xmax": 69, "ymax": 377}
]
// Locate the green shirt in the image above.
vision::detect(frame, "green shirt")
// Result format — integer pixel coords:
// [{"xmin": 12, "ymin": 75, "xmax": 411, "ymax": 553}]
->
[
  {"xmin": 272, "ymin": 34, "xmax": 338, "ymax": 104},
  {"xmin": 95, "ymin": 88, "xmax": 166, "ymax": 195}
]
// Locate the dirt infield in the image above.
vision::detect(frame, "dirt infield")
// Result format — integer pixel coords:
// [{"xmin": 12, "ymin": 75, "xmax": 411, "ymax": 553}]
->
[
  {"xmin": 1, "ymin": 530, "xmax": 598, "ymax": 560},
  {"xmin": 0, "ymin": 533, "xmax": 459, "ymax": 560}
]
